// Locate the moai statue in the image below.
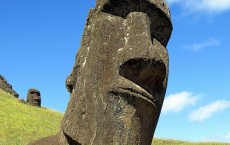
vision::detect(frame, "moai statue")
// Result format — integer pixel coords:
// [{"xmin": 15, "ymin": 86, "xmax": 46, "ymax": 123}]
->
[
  {"xmin": 26, "ymin": 89, "xmax": 41, "ymax": 107},
  {"xmin": 29, "ymin": 0, "xmax": 172, "ymax": 144}
]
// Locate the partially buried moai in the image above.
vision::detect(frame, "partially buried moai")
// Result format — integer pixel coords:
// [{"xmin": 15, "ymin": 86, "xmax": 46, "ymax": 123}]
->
[
  {"xmin": 29, "ymin": 0, "xmax": 172, "ymax": 144},
  {"xmin": 26, "ymin": 89, "xmax": 41, "ymax": 107}
]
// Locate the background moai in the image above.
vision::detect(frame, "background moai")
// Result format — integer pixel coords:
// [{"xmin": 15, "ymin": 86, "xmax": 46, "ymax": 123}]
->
[
  {"xmin": 0, "ymin": 74, "xmax": 19, "ymax": 98},
  {"xmin": 26, "ymin": 89, "xmax": 41, "ymax": 107},
  {"xmin": 30, "ymin": 0, "xmax": 172, "ymax": 144}
]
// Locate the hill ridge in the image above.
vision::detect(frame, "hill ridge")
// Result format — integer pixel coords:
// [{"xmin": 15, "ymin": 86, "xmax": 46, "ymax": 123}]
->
[{"xmin": 1, "ymin": 89, "xmax": 229, "ymax": 145}]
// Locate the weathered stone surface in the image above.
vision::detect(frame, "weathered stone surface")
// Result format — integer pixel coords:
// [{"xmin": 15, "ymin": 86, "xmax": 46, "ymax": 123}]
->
[
  {"xmin": 29, "ymin": 0, "xmax": 172, "ymax": 144},
  {"xmin": 0, "ymin": 74, "xmax": 19, "ymax": 98},
  {"xmin": 26, "ymin": 88, "xmax": 41, "ymax": 107}
]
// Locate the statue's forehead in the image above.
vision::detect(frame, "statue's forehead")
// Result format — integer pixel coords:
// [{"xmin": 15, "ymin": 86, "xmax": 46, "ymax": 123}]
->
[
  {"xmin": 96, "ymin": 0, "xmax": 171, "ymax": 20},
  {"xmin": 94, "ymin": 0, "xmax": 172, "ymax": 46},
  {"xmin": 29, "ymin": 89, "xmax": 40, "ymax": 94}
]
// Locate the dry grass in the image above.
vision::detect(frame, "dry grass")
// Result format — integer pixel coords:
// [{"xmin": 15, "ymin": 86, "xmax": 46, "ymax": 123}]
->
[
  {"xmin": 0, "ymin": 89, "xmax": 63, "ymax": 145},
  {"xmin": 152, "ymin": 138, "xmax": 230, "ymax": 145}
]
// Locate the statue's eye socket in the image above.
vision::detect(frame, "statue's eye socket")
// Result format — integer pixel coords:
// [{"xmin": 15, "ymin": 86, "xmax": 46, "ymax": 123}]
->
[
  {"xmin": 30, "ymin": 92, "xmax": 40, "ymax": 96},
  {"xmin": 150, "ymin": 16, "xmax": 172, "ymax": 47}
]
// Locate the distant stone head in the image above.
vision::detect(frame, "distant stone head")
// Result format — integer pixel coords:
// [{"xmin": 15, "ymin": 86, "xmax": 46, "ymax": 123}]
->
[{"xmin": 26, "ymin": 89, "xmax": 41, "ymax": 107}]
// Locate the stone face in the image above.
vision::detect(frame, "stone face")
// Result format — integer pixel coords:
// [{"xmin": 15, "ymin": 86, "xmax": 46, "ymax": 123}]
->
[
  {"xmin": 29, "ymin": 0, "xmax": 172, "ymax": 144},
  {"xmin": 26, "ymin": 88, "xmax": 41, "ymax": 107},
  {"xmin": 0, "ymin": 75, "xmax": 19, "ymax": 98}
]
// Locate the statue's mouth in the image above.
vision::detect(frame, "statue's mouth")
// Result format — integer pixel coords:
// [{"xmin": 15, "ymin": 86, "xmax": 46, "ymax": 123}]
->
[
  {"xmin": 33, "ymin": 98, "xmax": 40, "ymax": 104},
  {"xmin": 114, "ymin": 87, "xmax": 157, "ymax": 107}
]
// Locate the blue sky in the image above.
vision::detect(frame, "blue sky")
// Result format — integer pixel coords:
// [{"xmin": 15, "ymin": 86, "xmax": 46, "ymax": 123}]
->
[{"xmin": 0, "ymin": 0, "xmax": 230, "ymax": 143}]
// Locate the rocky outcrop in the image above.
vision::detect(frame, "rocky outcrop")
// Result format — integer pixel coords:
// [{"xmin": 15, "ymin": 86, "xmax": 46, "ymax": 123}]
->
[
  {"xmin": 29, "ymin": 0, "xmax": 172, "ymax": 144},
  {"xmin": 0, "ymin": 75, "xmax": 19, "ymax": 98}
]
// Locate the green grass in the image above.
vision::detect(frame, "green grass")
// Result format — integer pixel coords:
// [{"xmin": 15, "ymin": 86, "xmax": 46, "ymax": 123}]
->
[
  {"xmin": 0, "ymin": 89, "xmax": 63, "ymax": 145},
  {"xmin": 152, "ymin": 138, "xmax": 230, "ymax": 145},
  {"xmin": 1, "ymin": 89, "xmax": 229, "ymax": 145}
]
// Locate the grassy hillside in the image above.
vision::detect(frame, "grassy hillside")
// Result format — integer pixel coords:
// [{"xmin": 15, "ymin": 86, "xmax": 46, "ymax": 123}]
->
[
  {"xmin": 152, "ymin": 138, "xmax": 230, "ymax": 145},
  {"xmin": 0, "ymin": 89, "xmax": 63, "ymax": 145},
  {"xmin": 0, "ymin": 89, "xmax": 229, "ymax": 145}
]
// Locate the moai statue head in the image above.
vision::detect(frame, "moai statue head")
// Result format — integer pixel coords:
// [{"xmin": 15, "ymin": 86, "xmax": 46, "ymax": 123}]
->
[
  {"xmin": 26, "ymin": 89, "xmax": 41, "ymax": 107},
  {"xmin": 62, "ymin": 0, "xmax": 172, "ymax": 144}
]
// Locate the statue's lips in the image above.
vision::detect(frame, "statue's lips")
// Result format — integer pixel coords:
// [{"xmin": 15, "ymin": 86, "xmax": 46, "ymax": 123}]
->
[
  {"xmin": 34, "ymin": 98, "xmax": 40, "ymax": 104},
  {"xmin": 110, "ymin": 77, "xmax": 158, "ymax": 108},
  {"xmin": 112, "ymin": 87, "xmax": 157, "ymax": 108}
]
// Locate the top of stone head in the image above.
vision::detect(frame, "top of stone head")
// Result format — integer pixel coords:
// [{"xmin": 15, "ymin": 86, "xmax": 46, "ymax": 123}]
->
[
  {"xmin": 94, "ymin": 0, "xmax": 172, "ymax": 46},
  {"xmin": 95, "ymin": 0, "xmax": 171, "ymax": 20},
  {"xmin": 28, "ymin": 88, "xmax": 40, "ymax": 94},
  {"xmin": 27, "ymin": 88, "xmax": 41, "ymax": 102}
]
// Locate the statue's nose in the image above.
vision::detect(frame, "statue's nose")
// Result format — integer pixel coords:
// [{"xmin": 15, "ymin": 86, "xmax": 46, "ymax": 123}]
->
[
  {"xmin": 119, "ymin": 58, "xmax": 166, "ymax": 95},
  {"xmin": 125, "ymin": 12, "xmax": 153, "ymax": 51},
  {"xmin": 118, "ymin": 58, "xmax": 166, "ymax": 108}
]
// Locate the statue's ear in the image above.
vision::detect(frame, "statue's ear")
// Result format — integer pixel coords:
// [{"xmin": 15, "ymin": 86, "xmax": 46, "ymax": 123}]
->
[{"xmin": 66, "ymin": 75, "xmax": 75, "ymax": 93}]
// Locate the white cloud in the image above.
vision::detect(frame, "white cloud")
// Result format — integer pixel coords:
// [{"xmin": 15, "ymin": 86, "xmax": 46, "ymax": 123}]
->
[
  {"xmin": 223, "ymin": 132, "xmax": 230, "ymax": 140},
  {"xmin": 188, "ymin": 100, "xmax": 230, "ymax": 122},
  {"xmin": 184, "ymin": 39, "xmax": 221, "ymax": 51},
  {"xmin": 162, "ymin": 91, "xmax": 199, "ymax": 114},
  {"xmin": 167, "ymin": 0, "xmax": 230, "ymax": 13}
]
